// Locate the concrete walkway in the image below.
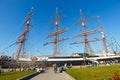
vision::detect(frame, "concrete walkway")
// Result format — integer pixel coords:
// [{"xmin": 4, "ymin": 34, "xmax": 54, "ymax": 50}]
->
[{"xmin": 30, "ymin": 68, "xmax": 75, "ymax": 80}]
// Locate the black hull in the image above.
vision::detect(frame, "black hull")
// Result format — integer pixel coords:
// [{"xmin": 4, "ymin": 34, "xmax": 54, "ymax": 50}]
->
[
  {"xmin": 41, "ymin": 56, "xmax": 120, "ymax": 67},
  {"xmin": 43, "ymin": 60, "xmax": 86, "ymax": 67}
]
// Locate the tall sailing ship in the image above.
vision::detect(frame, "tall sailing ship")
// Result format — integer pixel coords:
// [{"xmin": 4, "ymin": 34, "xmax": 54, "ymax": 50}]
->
[{"xmin": 1, "ymin": 8, "xmax": 119, "ymax": 67}]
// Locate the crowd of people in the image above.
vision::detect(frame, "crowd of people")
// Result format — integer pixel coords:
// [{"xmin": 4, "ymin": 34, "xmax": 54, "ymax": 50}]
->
[
  {"xmin": 36, "ymin": 65, "xmax": 46, "ymax": 73},
  {"xmin": 0, "ymin": 55, "xmax": 14, "ymax": 60},
  {"xmin": 52, "ymin": 63, "xmax": 71, "ymax": 73}
]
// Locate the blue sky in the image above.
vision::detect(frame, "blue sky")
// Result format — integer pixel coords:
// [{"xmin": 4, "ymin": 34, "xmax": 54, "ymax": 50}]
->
[{"xmin": 0, "ymin": 0, "xmax": 120, "ymax": 57}]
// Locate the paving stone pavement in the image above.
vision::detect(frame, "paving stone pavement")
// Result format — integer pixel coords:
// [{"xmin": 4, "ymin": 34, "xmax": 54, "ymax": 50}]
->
[{"xmin": 30, "ymin": 69, "xmax": 75, "ymax": 80}]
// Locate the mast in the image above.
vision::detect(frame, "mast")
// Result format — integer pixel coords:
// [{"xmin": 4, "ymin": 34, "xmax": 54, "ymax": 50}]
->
[
  {"xmin": 44, "ymin": 8, "xmax": 68, "ymax": 57},
  {"xmin": 71, "ymin": 10, "xmax": 103, "ymax": 55},
  {"xmin": 16, "ymin": 8, "xmax": 33, "ymax": 60},
  {"xmin": 80, "ymin": 10, "xmax": 88, "ymax": 53},
  {"xmin": 97, "ymin": 16, "xmax": 108, "ymax": 55}
]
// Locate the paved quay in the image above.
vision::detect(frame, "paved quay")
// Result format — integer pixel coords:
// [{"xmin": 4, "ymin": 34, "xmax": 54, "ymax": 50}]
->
[{"xmin": 30, "ymin": 68, "xmax": 75, "ymax": 80}]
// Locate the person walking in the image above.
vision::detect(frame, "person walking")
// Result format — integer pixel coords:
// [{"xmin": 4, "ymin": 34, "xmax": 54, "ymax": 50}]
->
[{"xmin": 53, "ymin": 64, "xmax": 57, "ymax": 73}]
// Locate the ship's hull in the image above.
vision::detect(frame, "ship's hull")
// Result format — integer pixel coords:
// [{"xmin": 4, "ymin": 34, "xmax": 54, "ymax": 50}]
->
[
  {"xmin": 41, "ymin": 56, "xmax": 120, "ymax": 66},
  {"xmin": 18, "ymin": 55, "xmax": 120, "ymax": 67}
]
